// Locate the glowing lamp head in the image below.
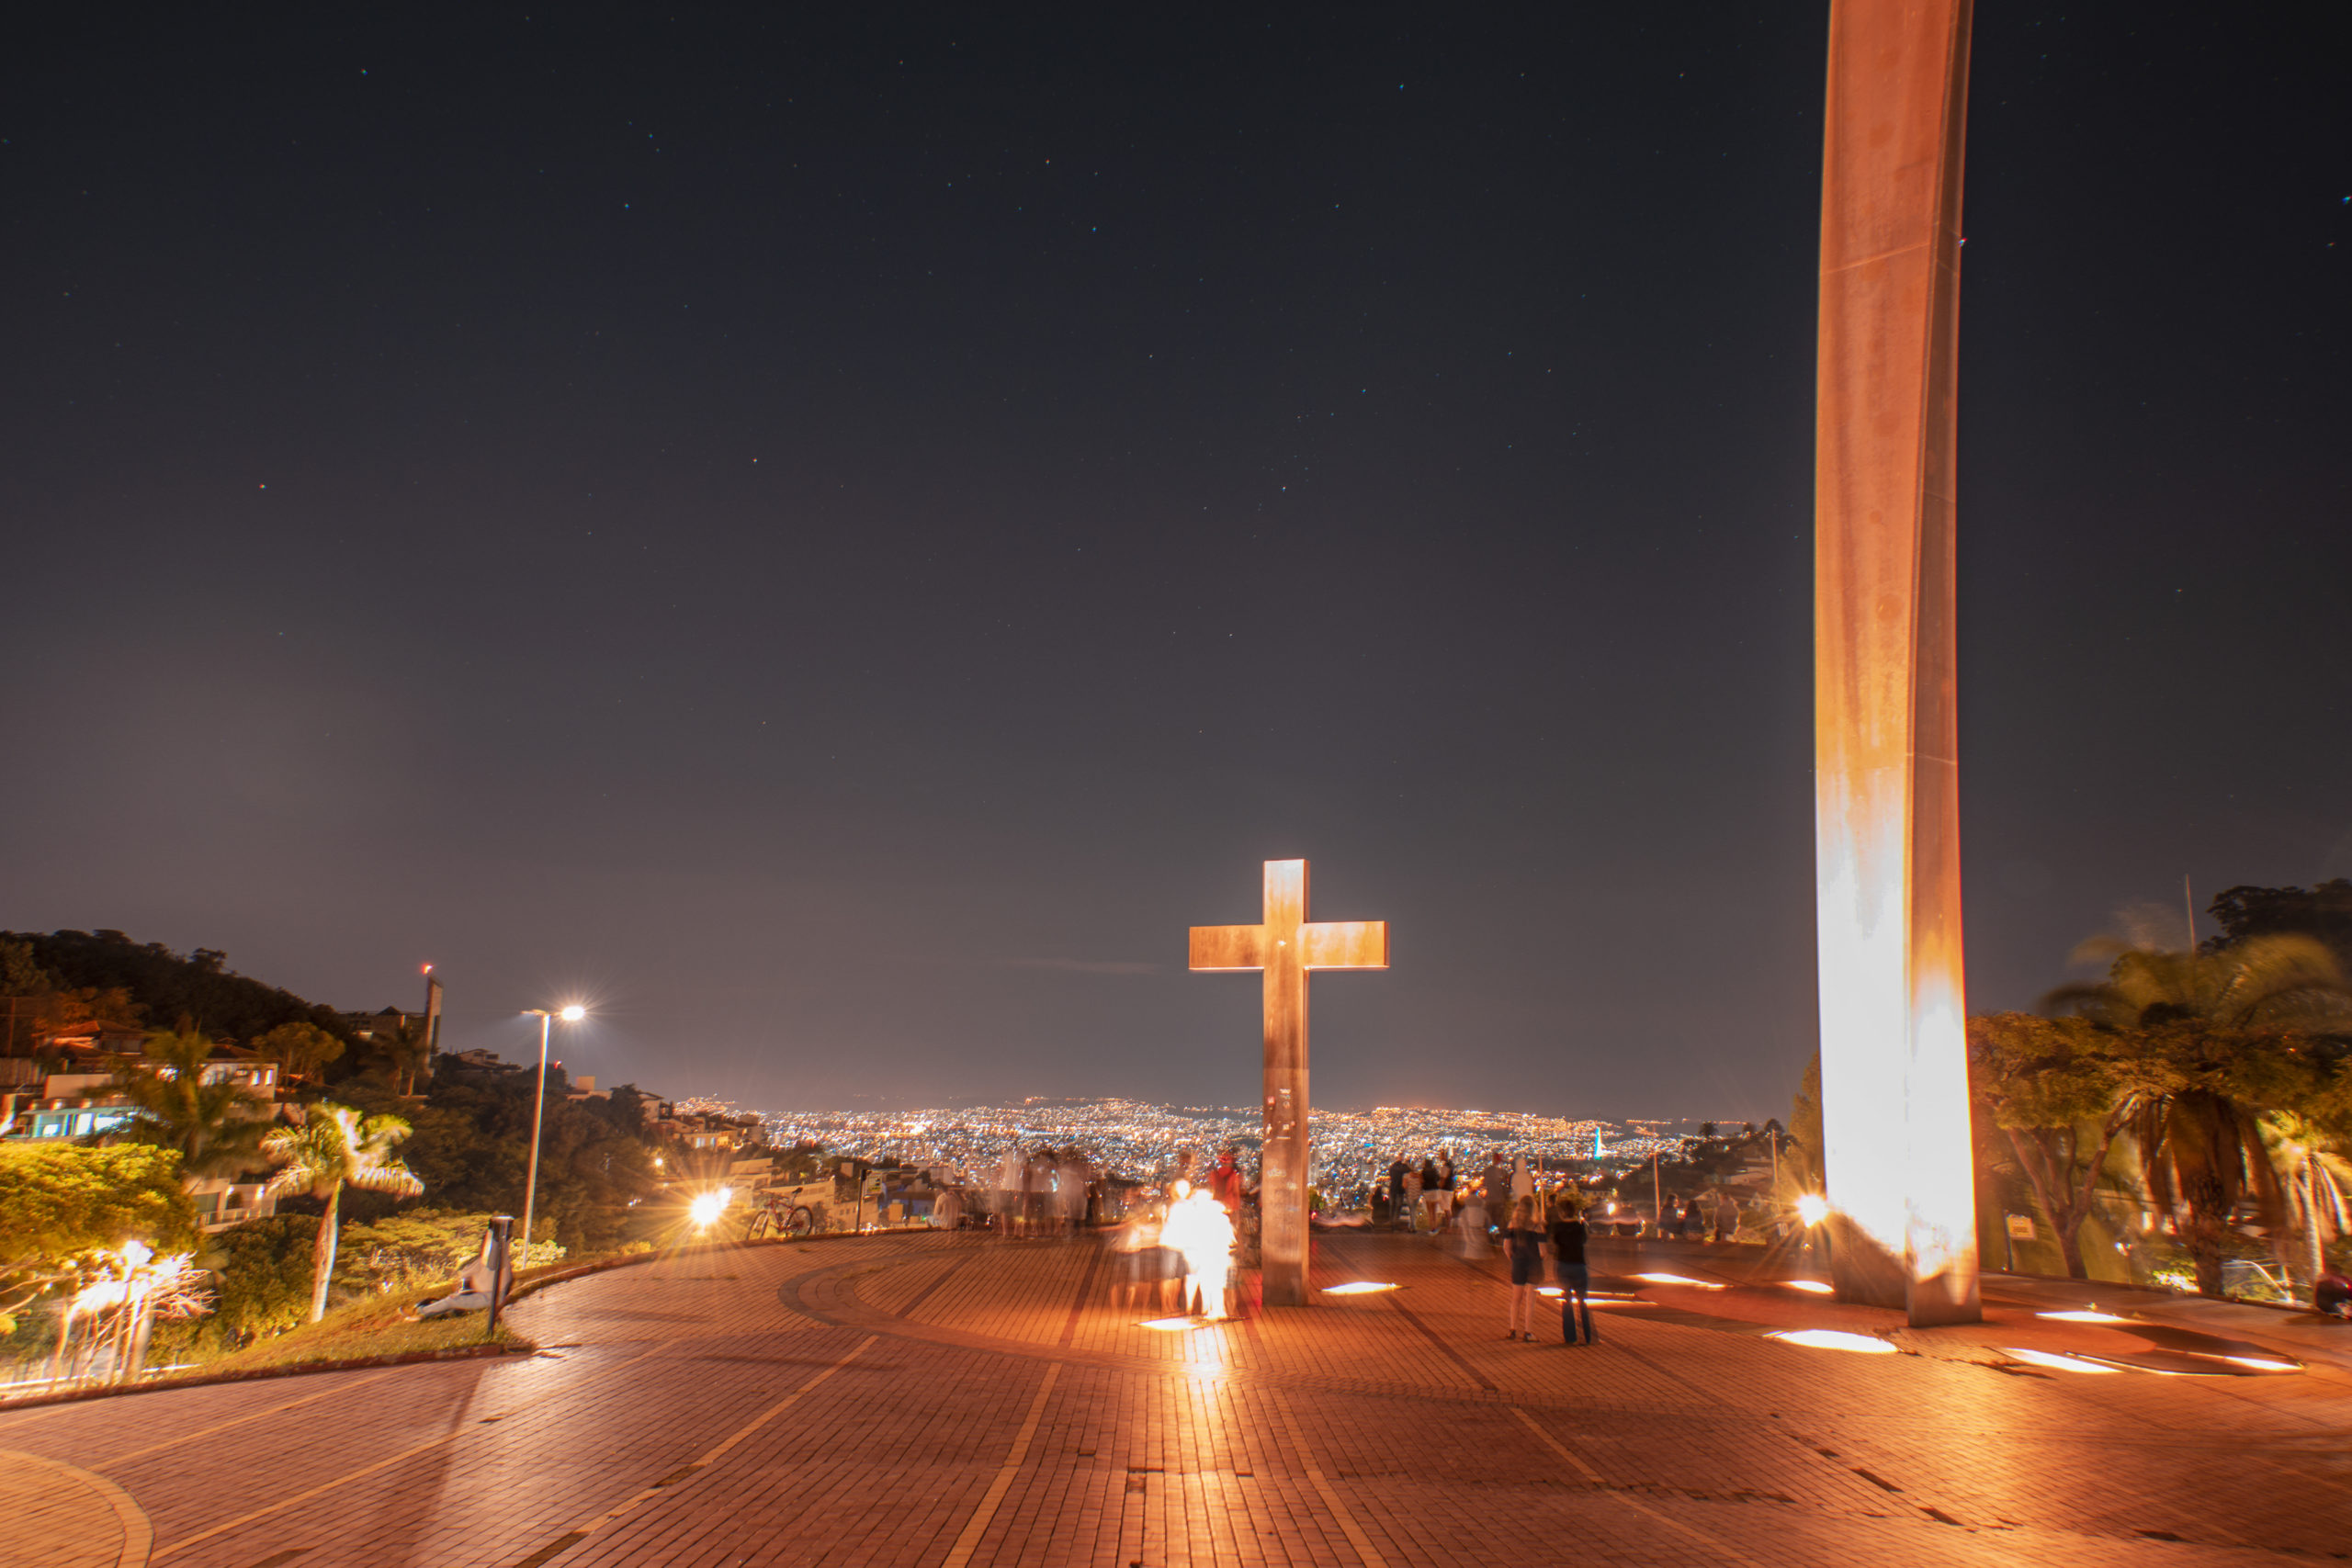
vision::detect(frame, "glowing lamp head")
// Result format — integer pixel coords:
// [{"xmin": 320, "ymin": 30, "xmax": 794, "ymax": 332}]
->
[
  {"xmin": 688, "ymin": 1191, "xmax": 726, "ymax": 1228},
  {"xmin": 560, "ymin": 1005, "xmax": 586, "ymax": 1022},
  {"xmin": 1795, "ymin": 1193, "xmax": 1831, "ymax": 1227}
]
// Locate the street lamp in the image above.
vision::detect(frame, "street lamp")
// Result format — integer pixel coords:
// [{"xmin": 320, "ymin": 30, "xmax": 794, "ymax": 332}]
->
[{"xmin": 519, "ymin": 1005, "xmax": 586, "ymax": 1269}]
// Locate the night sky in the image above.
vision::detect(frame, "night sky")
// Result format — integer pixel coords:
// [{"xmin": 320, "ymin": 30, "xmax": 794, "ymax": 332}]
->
[{"xmin": 6, "ymin": 6, "xmax": 2345, "ymax": 1122}]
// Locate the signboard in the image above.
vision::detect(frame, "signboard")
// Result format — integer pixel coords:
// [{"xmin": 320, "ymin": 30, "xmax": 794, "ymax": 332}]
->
[{"xmin": 2004, "ymin": 1213, "xmax": 2037, "ymax": 1242}]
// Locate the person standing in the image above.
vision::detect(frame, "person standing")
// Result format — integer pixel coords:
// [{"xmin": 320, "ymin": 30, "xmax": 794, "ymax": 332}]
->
[
  {"xmin": 1511, "ymin": 1156, "xmax": 1536, "ymax": 1205},
  {"xmin": 1481, "ymin": 1152, "xmax": 1513, "ymax": 1233},
  {"xmin": 1418, "ymin": 1155, "xmax": 1442, "ymax": 1231},
  {"xmin": 1387, "ymin": 1156, "xmax": 1409, "ymax": 1231},
  {"xmin": 1550, "ymin": 1195, "xmax": 1596, "ymax": 1346},
  {"xmin": 1402, "ymin": 1159, "xmax": 1426, "ymax": 1233},
  {"xmin": 1502, "ymin": 1196, "xmax": 1544, "ymax": 1341},
  {"xmin": 1161, "ymin": 1180, "xmax": 1236, "ymax": 1319},
  {"xmin": 1208, "ymin": 1147, "xmax": 1246, "ymax": 1217}
]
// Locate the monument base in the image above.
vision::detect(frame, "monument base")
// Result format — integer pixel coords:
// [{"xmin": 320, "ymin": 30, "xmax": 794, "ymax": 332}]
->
[{"xmin": 1830, "ymin": 1218, "xmax": 1984, "ymax": 1325}]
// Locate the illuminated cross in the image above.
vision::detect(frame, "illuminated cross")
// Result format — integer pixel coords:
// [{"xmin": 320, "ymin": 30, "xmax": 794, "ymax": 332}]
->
[{"xmin": 1190, "ymin": 858, "xmax": 1387, "ymax": 1307}]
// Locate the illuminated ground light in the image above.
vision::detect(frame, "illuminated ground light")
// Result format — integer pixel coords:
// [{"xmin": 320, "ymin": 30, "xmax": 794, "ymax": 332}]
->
[
  {"xmin": 2036, "ymin": 1308, "xmax": 2132, "ymax": 1324},
  {"xmin": 1782, "ymin": 1280, "xmax": 1836, "ymax": 1294},
  {"xmin": 1139, "ymin": 1316, "xmax": 1201, "ymax": 1332},
  {"xmin": 1794, "ymin": 1193, "xmax": 1830, "ymax": 1226},
  {"xmin": 687, "ymin": 1190, "xmax": 728, "ymax": 1228},
  {"xmin": 1768, "ymin": 1328, "xmax": 1897, "ymax": 1355},
  {"xmin": 1536, "ymin": 1286, "xmax": 1563, "ymax": 1298},
  {"xmin": 1632, "ymin": 1272, "xmax": 1727, "ymax": 1290},
  {"xmin": 2006, "ymin": 1347, "xmax": 2122, "ymax": 1375},
  {"xmin": 1320, "ymin": 1281, "xmax": 1399, "ymax": 1295},
  {"xmin": 2207, "ymin": 1353, "xmax": 2301, "ymax": 1373},
  {"xmin": 1586, "ymin": 1297, "xmax": 1657, "ymax": 1308}
]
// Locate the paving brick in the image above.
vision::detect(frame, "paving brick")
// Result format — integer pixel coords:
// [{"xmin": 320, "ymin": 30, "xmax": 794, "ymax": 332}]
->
[{"xmin": 0, "ymin": 1232, "xmax": 2342, "ymax": 1567}]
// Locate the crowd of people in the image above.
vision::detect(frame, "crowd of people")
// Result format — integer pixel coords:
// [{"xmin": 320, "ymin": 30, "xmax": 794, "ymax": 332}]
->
[{"xmin": 1368, "ymin": 1149, "xmax": 1747, "ymax": 1247}]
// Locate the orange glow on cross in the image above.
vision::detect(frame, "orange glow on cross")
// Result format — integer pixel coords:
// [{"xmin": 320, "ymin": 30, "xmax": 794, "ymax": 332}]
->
[{"xmin": 1190, "ymin": 859, "xmax": 1387, "ymax": 1308}]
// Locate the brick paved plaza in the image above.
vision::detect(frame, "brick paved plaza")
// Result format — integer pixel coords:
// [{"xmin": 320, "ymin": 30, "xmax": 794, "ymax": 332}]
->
[{"xmin": 5, "ymin": 1231, "xmax": 2348, "ymax": 1568}]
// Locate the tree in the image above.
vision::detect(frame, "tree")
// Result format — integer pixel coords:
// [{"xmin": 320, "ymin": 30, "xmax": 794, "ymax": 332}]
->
[
  {"xmin": 108, "ymin": 1026, "xmax": 276, "ymax": 1177},
  {"xmin": 1967, "ymin": 1013, "xmax": 2148, "ymax": 1280},
  {"xmin": 2048, "ymin": 933, "xmax": 2352, "ymax": 1296},
  {"xmin": 255, "ymin": 1021, "xmax": 344, "ymax": 1085},
  {"xmin": 2207, "ymin": 880, "xmax": 2352, "ymax": 973},
  {"xmin": 375, "ymin": 1015, "xmax": 433, "ymax": 1096},
  {"xmin": 2258, "ymin": 1112, "xmax": 2351, "ymax": 1296},
  {"xmin": 3, "ymin": 930, "xmax": 356, "ymax": 1055},
  {"xmin": 262, "ymin": 1103, "xmax": 423, "ymax": 1322},
  {"xmin": 0, "ymin": 1144, "xmax": 198, "ymax": 1331},
  {"xmin": 1786, "ymin": 1052, "xmax": 1825, "ymax": 1193},
  {"xmin": 206, "ymin": 1214, "xmax": 321, "ymax": 1344}
]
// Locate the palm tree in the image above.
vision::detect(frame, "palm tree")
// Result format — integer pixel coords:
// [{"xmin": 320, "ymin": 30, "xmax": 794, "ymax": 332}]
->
[
  {"xmin": 378, "ymin": 1016, "xmax": 433, "ymax": 1097},
  {"xmin": 262, "ymin": 1103, "xmax": 424, "ymax": 1322},
  {"xmin": 2048, "ymin": 933, "xmax": 2352, "ymax": 1296},
  {"xmin": 2260, "ymin": 1113, "xmax": 2350, "ymax": 1299},
  {"xmin": 110, "ymin": 1027, "xmax": 272, "ymax": 1178}
]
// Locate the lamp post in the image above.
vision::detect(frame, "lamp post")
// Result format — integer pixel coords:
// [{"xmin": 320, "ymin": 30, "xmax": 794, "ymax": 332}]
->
[{"xmin": 519, "ymin": 1005, "xmax": 585, "ymax": 1270}]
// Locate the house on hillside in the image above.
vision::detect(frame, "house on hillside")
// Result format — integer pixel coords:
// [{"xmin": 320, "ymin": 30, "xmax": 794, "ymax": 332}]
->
[
  {"xmin": 4, "ymin": 1042, "xmax": 287, "ymax": 1229},
  {"xmin": 340, "ymin": 1006, "xmax": 424, "ymax": 1043}
]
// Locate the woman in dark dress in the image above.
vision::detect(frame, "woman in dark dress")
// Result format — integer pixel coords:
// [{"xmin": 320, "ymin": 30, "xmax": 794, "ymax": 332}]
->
[{"xmin": 1549, "ymin": 1196, "xmax": 1596, "ymax": 1345}]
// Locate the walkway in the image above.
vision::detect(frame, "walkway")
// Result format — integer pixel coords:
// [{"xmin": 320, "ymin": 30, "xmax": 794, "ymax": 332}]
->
[{"xmin": 2, "ymin": 1231, "xmax": 2347, "ymax": 1567}]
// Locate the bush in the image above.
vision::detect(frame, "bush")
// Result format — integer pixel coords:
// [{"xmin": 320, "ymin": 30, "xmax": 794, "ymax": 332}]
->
[
  {"xmin": 334, "ymin": 1210, "xmax": 492, "ymax": 1296},
  {"xmin": 209, "ymin": 1215, "xmax": 319, "ymax": 1345}
]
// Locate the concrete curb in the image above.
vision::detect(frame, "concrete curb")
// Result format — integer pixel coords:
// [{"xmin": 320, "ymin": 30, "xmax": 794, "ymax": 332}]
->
[
  {"xmin": 0, "ymin": 1226, "xmax": 915, "ymax": 1413},
  {"xmin": 0, "ymin": 1338, "xmax": 528, "ymax": 1414}
]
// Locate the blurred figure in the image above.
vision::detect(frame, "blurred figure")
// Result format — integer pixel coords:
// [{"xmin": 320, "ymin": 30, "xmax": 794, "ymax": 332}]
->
[
  {"xmin": 995, "ymin": 1148, "xmax": 1026, "ymax": 1237},
  {"xmin": 1419, "ymin": 1155, "xmax": 1444, "ymax": 1231},
  {"xmin": 1057, "ymin": 1148, "xmax": 1092, "ymax": 1235},
  {"xmin": 2316, "ymin": 1271, "xmax": 2351, "ymax": 1318},
  {"xmin": 1160, "ymin": 1179, "xmax": 1236, "ymax": 1318},
  {"xmin": 1023, "ymin": 1147, "xmax": 1053, "ymax": 1236},
  {"xmin": 1712, "ymin": 1190, "xmax": 1740, "ymax": 1244},
  {"xmin": 1511, "ymin": 1156, "xmax": 1536, "ymax": 1205},
  {"xmin": 1370, "ymin": 1184, "xmax": 1391, "ymax": 1228},
  {"xmin": 1387, "ymin": 1155, "xmax": 1409, "ymax": 1229},
  {"xmin": 1111, "ymin": 1199, "xmax": 1162, "ymax": 1307},
  {"xmin": 1502, "ymin": 1196, "xmax": 1544, "ymax": 1341},
  {"xmin": 1402, "ymin": 1159, "xmax": 1425, "ymax": 1232},
  {"xmin": 1208, "ymin": 1146, "xmax": 1246, "ymax": 1217},
  {"xmin": 933, "ymin": 1184, "xmax": 965, "ymax": 1231},
  {"xmin": 1481, "ymin": 1151, "xmax": 1512, "ymax": 1231},
  {"xmin": 413, "ymin": 1228, "xmax": 503, "ymax": 1320},
  {"xmin": 1550, "ymin": 1195, "xmax": 1596, "ymax": 1346}
]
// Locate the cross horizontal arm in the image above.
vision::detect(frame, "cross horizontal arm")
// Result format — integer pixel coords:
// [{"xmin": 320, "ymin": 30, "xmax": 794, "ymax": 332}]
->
[
  {"xmin": 1301, "ymin": 920, "xmax": 1388, "ymax": 970},
  {"xmin": 1189, "ymin": 925, "xmax": 1267, "ymax": 971}
]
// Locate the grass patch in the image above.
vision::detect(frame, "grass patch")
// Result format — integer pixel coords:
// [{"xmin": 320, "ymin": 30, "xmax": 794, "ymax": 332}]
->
[{"xmin": 151, "ymin": 1284, "xmax": 533, "ymax": 1384}]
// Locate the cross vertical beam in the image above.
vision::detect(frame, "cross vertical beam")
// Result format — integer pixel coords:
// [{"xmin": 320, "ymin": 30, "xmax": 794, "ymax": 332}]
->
[
  {"xmin": 1190, "ymin": 859, "xmax": 1387, "ymax": 1307},
  {"xmin": 1815, "ymin": 0, "xmax": 1981, "ymax": 1326}
]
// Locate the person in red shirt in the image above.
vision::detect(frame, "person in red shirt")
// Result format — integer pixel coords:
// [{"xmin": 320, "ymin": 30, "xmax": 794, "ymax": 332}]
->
[{"xmin": 1207, "ymin": 1147, "xmax": 1246, "ymax": 1215}]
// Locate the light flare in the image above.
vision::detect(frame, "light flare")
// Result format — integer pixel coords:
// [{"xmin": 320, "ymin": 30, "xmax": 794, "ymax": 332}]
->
[
  {"xmin": 2006, "ymin": 1347, "xmax": 2121, "ymax": 1375},
  {"xmin": 1768, "ymin": 1328, "xmax": 1897, "ymax": 1355}
]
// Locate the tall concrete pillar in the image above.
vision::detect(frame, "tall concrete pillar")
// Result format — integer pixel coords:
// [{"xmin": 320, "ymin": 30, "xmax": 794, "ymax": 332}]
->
[{"xmin": 1814, "ymin": 0, "xmax": 1982, "ymax": 1327}]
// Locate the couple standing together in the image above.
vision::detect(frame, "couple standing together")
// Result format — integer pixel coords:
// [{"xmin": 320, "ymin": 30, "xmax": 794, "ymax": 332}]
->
[{"xmin": 1500, "ymin": 1196, "xmax": 1597, "ymax": 1345}]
